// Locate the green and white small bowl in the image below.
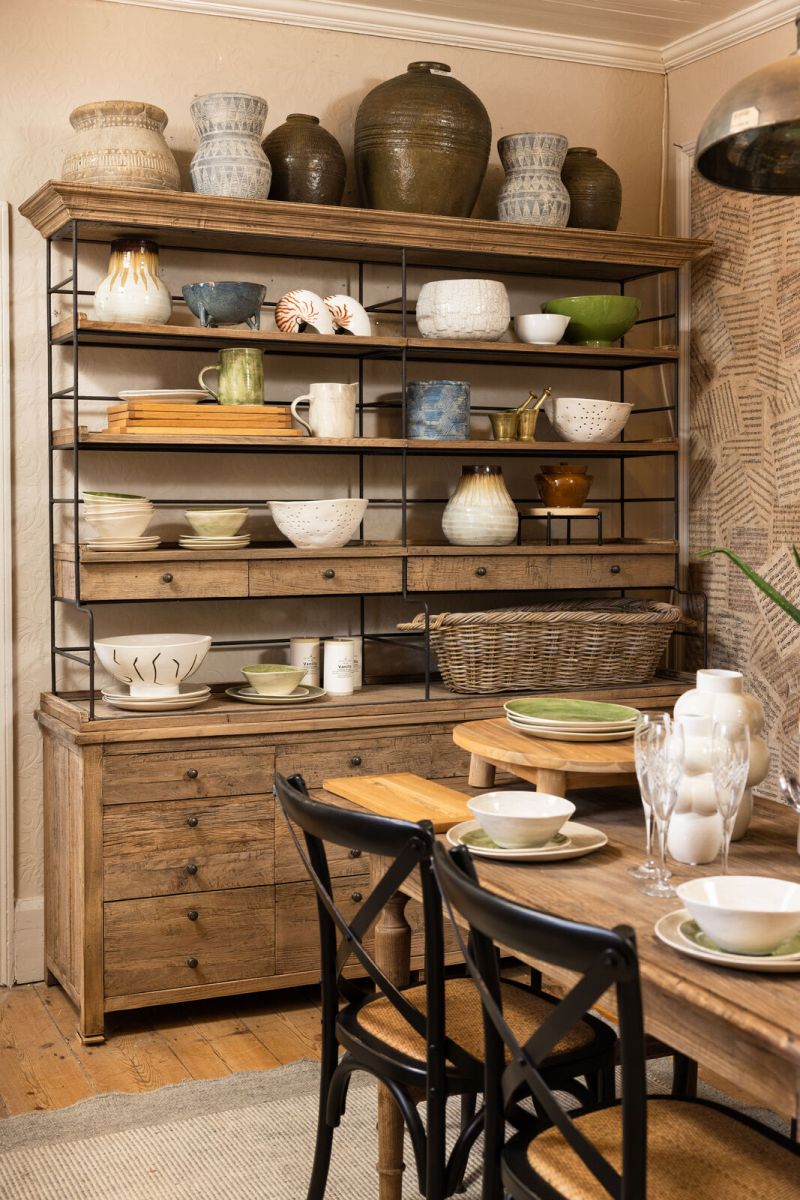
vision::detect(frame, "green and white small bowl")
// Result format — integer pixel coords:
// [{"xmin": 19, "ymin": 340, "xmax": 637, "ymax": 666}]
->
[
  {"xmin": 185, "ymin": 508, "xmax": 248, "ymax": 537},
  {"xmin": 242, "ymin": 663, "xmax": 305, "ymax": 696}
]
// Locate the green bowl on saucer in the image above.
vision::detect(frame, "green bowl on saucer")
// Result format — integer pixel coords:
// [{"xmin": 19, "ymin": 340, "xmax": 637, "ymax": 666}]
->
[
  {"xmin": 542, "ymin": 295, "xmax": 641, "ymax": 346},
  {"xmin": 242, "ymin": 663, "xmax": 305, "ymax": 696}
]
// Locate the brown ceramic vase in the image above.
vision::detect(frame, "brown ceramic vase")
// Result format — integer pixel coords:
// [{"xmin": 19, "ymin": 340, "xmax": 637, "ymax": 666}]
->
[
  {"xmin": 535, "ymin": 463, "xmax": 593, "ymax": 508},
  {"xmin": 354, "ymin": 62, "xmax": 491, "ymax": 216},
  {"xmin": 262, "ymin": 114, "xmax": 346, "ymax": 205},
  {"xmin": 561, "ymin": 147, "xmax": 621, "ymax": 230}
]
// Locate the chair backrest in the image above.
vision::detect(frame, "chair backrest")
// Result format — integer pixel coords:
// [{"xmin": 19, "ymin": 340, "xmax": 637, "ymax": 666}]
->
[
  {"xmin": 273, "ymin": 773, "xmax": 477, "ymax": 1077},
  {"xmin": 433, "ymin": 841, "xmax": 647, "ymax": 1200}
]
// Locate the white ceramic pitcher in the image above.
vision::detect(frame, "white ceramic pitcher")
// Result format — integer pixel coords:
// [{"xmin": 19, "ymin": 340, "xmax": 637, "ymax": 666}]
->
[{"xmin": 291, "ymin": 382, "xmax": 357, "ymax": 438}]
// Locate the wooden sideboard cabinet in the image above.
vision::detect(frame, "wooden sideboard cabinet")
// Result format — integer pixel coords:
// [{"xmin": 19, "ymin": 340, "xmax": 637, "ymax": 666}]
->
[{"xmin": 37, "ymin": 678, "xmax": 689, "ymax": 1043}]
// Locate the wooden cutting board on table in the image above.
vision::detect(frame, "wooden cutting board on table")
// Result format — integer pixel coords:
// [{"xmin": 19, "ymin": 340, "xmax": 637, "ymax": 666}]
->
[{"xmin": 322, "ymin": 772, "xmax": 471, "ymax": 832}]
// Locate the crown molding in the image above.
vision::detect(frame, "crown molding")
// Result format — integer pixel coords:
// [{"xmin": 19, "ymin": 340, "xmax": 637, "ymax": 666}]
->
[
  {"xmin": 662, "ymin": 0, "xmax": 797, "ymax": 72},
  {"xmin": 99, "ymin": 0, "xmax": 664, "ymax": 73}
]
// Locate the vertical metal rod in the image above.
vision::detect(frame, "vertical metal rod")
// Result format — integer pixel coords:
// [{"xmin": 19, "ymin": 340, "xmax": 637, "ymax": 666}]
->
[
  {"xmin": 46, "ymin": 237, "xmax": 57, "ymax": 692},
  {"xmin": 359, "ymin": 593, "xmax": 366, "ymax": 685},
  {"xmin": 400, "ymin": 247, "xmax": 408, "ymax": 547},
  {"xmin": 423, "ymin": 600, "xmax": 431, "ymax": 701},
  {"xmin": 85, "ymin": 605, "xmax": 95, "ymax": 720},
  {"xmin": 71, "ymin": 222, "xmax": 81, "ymax": 610}
]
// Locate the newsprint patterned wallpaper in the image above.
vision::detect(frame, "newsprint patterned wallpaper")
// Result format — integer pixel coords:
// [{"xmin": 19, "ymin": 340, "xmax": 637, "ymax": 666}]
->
[{"xmin": 689, "ymin": 174, "xmax": 800, "ymax": 796}]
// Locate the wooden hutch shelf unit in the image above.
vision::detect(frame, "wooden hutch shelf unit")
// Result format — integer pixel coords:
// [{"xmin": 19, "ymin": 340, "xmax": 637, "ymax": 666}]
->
[{"xmin": 22, "ymin": 181, "xmax": 709, "ymax": 1040}]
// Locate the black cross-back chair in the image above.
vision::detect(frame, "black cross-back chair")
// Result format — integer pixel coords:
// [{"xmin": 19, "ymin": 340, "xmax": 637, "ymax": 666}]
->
[
  {"xmin": 433, "ymin": 841, "xmax": 800, "ymax": 1200},
  {"xmin": 273, "ymin": 773, "xmax": 618, "ymax": 1200}
]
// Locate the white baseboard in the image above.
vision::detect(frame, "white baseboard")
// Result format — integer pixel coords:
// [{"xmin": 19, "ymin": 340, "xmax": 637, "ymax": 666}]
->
[{"xmin": 14, "ymin": 898, "xmax": 44, "ymax": 984}]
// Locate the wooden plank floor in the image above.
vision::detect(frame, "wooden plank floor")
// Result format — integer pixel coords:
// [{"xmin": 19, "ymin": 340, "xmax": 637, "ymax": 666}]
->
[{"xmin": 0, "ymin": 983, "xmax": 322, "ymax": 1117}]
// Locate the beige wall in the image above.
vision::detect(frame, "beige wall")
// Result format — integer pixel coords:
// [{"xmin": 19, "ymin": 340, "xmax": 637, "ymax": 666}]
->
[{"xmin": 2, "ymin": 0, "xmax": 667, "ymax": 943}]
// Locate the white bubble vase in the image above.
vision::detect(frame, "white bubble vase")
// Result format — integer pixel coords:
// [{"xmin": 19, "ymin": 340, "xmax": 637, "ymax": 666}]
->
[{"xmin": 672, "ymin": 669, "xmax": 769, "ymax": 849}]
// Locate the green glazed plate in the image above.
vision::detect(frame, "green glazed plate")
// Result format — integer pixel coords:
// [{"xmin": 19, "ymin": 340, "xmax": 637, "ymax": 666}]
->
[
  {"xmin": 446, "ymin": 819, "xmax": 607, "ymax": 862},
  {"xmin": 504, "ymin": 698, "xmax": 641, "ymax": 724},
  {"xmin": 461, "ymin": 827, "xmax": 569, "ymax": 851},
  {"xmin": 680, "ymin": 919, "xmax": 800, "ymax": 959},
  {"xmin": 655, "ymin": 910, "xmax": 800, "ymax": 973}
]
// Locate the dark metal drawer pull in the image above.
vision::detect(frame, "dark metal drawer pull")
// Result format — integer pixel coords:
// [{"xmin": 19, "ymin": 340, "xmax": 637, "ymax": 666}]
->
[
  {"xmin": 610, "ymin": 564, "xmax": 621, "ymax": 574},
  {"xmin": 162, "ymin": 573, "xmax": 174, "ymax": 583},
  {"xmin": 186, "ymin": 957, "xmax": 198, "ymax": 969},
  {"xmin": 186, "ymin": 863, "xmax": 198, "ymax": 875},
  {"xmin": 323, "ymin": 568, "xmax": 335, "ymax": 579},
  {"xmin": 186, "ymin": 816, "xmax": 199, "ymax": 828},
  {"xmin": 185, "ymin": 768, "xmax": 199, "ymax": 780},
  {"xmin": 350, "ymin": 755, "xmax": 362, "ymax": 766},
  {"xmin": 351, "ymin": 891, "xmax": 363, "ymax": 903},
  {"xmin": 475, "ymin": 566, "xmax": 487, "ymax": 577},
  {"xmin": 349, "ymin": 848, "xmax": 362, "ymax": 859},
  {"xmin": 187, "ymin": 909, "xmax": 199, "ymax": 921}
]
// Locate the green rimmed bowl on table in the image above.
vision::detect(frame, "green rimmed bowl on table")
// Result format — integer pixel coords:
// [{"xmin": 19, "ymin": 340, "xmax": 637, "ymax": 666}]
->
[
  {"xmin": 241, "ymin": 663, "xmax": 306, "ymax": 696},
  {"xmin": 542, "ymin": 295, "xmax": 640, "ymax": 346}
]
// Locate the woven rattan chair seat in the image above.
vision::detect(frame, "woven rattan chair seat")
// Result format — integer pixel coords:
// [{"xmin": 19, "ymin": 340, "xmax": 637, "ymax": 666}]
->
[
  {"xmin": 353, "ymin": 977, "xmax": 595, "ymax": 1065},
  {"xmin": 526, "ymin": 1099, "xmax": 799, "ymax": 1198}
]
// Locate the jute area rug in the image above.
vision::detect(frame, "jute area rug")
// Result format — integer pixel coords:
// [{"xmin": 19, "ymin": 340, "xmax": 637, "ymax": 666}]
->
[{"xmin": 0, "ymin": 1058, "xmax": 787, "ymax": 1199}]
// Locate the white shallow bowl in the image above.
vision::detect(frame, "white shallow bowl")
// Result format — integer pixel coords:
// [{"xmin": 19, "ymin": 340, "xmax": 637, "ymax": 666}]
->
[
  {"xmin": 466, "ymin": 791, "xmax": 576, "ymax": 849},
  {"xmin": 675, "ymin": 875, "xmax": 800, "ymax": 955},
  {"xmin": 543, "ymin": 396, "xmax": 634, "ymax": 442},
  {"xmin": 95, "ymin": 633, "xmax": 212, "ymax": 698},
  {"xmin": 268, "ymin": 498, "xmax": 368, "ymax": 549},
  {"xmin": 416, "ymin": 279, "xmax": 510, "ymax": 341},
  {"xmin": 514, "ymin": 313, "xmax": 570, "ymax": 344},
  {"xmin": 82, "ymin": 491, "xmax": 149, "ymax": 504},
  {"xmin": 185, "ymin": 508, "xmax": 248, "ymax": 537},
  {"xmin": 85, "ymin": 510, "xmax": 153, "ymax": 538}
]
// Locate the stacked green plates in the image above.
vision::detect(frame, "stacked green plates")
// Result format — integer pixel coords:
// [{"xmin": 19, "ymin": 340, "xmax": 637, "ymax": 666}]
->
[{"xmin": 504, "ymin": 697, "xmax": 641, "ymax": 742}]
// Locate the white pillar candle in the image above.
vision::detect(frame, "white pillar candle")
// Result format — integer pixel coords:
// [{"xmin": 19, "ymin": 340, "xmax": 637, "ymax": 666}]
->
[
  {"xmin": 323, "ymin": 638, "xmax": 354, "ymax": 696},
  {"xmin": 289, "ymin": 637, "xmax": 320, "ymax": 687}
]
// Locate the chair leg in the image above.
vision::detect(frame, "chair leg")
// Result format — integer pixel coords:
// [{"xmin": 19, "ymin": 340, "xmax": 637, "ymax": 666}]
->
[
  {"xmin": 307, "ymin": 1044, "xmax": 338, "ymax": 1200},
  {"xmin": 426, "ymin": 1085, "xmax": 448, "ymax": 1200},
  {"xmin": 671, "ymin": 1052, "xmax": 698, "ymax": 1099}
]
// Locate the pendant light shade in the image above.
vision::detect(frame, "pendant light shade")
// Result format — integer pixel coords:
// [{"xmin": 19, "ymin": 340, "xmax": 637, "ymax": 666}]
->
[{"xmin": 695, "ymin": 19, "xmax": 800, "ymax": 194}]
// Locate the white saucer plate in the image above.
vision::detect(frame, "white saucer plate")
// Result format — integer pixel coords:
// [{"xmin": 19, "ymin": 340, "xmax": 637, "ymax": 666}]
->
[
  {"xmin": 118, "ymin": 389, "xmax": 208, "ymax": 404},
  {"xmin": 179, "ymin": 536, "xmax": 251, "ymax": 548},
  {"xmin": 654, "ymin": 909, "xmax": 800, "ymax": 973},
  {"xmin": 86, "ymin": 538, "xmax": 162, "ymax": 550},
  {"xmin": 446, "ymin": 819, "xmax": 608, "ymax": 862},
  {"xmin": 102, "ymin": 684, "xmax": 211, "ymax": 712},
  {"xmin": 224, "ymin": 684, "xmax": 327, "ymax": 705},
  {"xmin": 505, "ymin": 718, "xmax": 635, "ymax": 743}
]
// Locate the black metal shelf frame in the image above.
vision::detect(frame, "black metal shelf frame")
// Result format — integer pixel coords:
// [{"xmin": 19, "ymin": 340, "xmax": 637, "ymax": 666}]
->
[{"xmin": 46, "ymin": 218, "xmax": 702, "ymax": 717}]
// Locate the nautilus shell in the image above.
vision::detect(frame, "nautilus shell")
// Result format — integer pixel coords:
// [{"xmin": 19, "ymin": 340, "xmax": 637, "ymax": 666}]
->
[
  {"xmin": 324, "ymin": 294, "xmax": 372, "ymax": 337},
  {"xmin": 274, "ymin": 289, "xmax": 335, "ymax": 335}
]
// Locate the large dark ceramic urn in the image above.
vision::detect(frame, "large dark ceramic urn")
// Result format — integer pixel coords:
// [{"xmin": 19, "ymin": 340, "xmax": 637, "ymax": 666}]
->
[
  {"xmin": 262, "ymin": 113, "xmax": 346, "ymax": 205},
  {"xmin": 354, "ymin": 62, "xmax": 491, "ymax": 216}
]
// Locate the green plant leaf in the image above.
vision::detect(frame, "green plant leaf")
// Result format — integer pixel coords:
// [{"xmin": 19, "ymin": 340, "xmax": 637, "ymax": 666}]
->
[{"xmin": 698, "ymin": 547, "xmax": 800, "ymax": 625}]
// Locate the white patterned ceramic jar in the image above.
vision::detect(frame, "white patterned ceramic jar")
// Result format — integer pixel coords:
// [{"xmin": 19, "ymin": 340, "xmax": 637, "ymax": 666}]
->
[
  {"xmin": 94, "ymin": 239, "xmax": 172, "ymax": 325},
  {"xmin": 673, "ymin": 669, "xmax": 769, "ymax": 846},
  {"xmin": 63, "ymin": 100, "xmax": 180, "ymax": 190},
  {"xmin": 416, "ymin": 279, "xmax": 510, "ymax": 341},
  {"xmin": 442, "ymin": 466, "xmax": 518, "ymax": 546},
  {"xmin": 497, "ymin": 132, "xmax": 570, "ymax": 227},
  {"xmin": 190, "ymin": 92, "xmax": 271, "ymax": 199}
]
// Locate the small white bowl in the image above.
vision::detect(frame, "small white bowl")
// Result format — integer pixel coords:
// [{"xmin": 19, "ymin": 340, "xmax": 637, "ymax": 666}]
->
[
  {"xmin": 514, "ymin": 313, "xmax": 570, "ymax": 344},
  {"xmin": 676, "ymin": 875, "xmax": 800, "ymax": 956},
  {"xmin": 85, "ymin": 510, "xmax": 153, "ymax": 538},
  {"xmin": 95, "ymin": 633, "xmax": 211, "ymax": 698},
  {"xmin": 242, "ymin": 663, "xmax": 305, "ymax": 696},
  {"xmin": 466, "ymin": 791, "xmax": 575, "ymax": 849},
  {"xmin": 185, "ymin": 508, "xmax": 248, "ymax": 537},
  {"xmin": 268, "ymin": 498, "xmax": 368, "ymax": 549}
]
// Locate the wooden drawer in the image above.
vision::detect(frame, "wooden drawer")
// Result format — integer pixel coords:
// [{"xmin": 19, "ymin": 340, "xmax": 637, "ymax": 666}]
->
[
  {"xmin": 275, "ymin": 734, "xmax": 433, "ymax": 790},
  {"xmin": 249, "ymin": 557, "xmax": 403, "ymax": 597},
  {"xmin": 102, "ymin": 745, "xmax": 274, "ymax": 805},
  {"xmin": 274, "ymin": 877, "xmax": 456, "ymax": 976},
  {"xmin": 406, "ymin": 552, "xmax": 676, "ymax": 592},
  {"xmin": 427, "ymin": 731, "xmax": 470, "ymax": 778},
  {"xmin": 274, "ymin": 797, "xmax": 368, "ymax": 884},
  {"xmin": 104, "ymin": 885, "xmax": 275, "ymax": 997},
  {"xmin": 57, "ymin": 558, "xmax": 248, "ymax": 601},
  {"xmin": 103, "ymin": 795, "xmax": 274, "ymax": 901}
]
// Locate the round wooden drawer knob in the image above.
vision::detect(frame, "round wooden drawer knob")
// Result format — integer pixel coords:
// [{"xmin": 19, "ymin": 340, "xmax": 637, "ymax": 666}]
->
[
  {"xmin": 187, "ymin": 909, "xmax": 199, "ymax": 921},
  {"xmin": 186, "ymin": 863, "xmax": 198, "ymax": 876},
  {"xmin": 162, "ymin": 573, "xmax": 174, "ymax": 583},
  {"xmin": 350, "ymin": 755, "xmax": 362, "ymax": 767},
  {"xmin": 185, "ymin": 768, "xmax": 199, "ymax": 780},
  {"xmin": 610, "ymin": 564, "xmax": 621, "ymax": 574},
  {"xmin": 186, "ymin": 957, "xmax": 199, "ymax": 969},
  {"xmin": 351, "ymin": 891, "xmax": 363, "ymax": 903},
  {"xmin": 186, "ymin": 816, "xmax": 199, "ymax": 828},
  {"xmin": 475, "ymin": 566, "xmax": 487, "ymax": 577},
  {"xmin": 323, "ymin": 568, "xmax": 336, "ymax": 579}
]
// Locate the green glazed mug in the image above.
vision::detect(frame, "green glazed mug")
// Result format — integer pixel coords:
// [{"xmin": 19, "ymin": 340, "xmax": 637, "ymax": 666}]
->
[{"xmin": 198, "ymin": 347, "xmax": 264, "ymax": 405}]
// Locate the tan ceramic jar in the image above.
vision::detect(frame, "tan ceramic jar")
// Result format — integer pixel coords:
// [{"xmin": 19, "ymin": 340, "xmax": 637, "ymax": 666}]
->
[{"xmin": 62, "ymin": 100, "xmax": 180, "ymax": 191}]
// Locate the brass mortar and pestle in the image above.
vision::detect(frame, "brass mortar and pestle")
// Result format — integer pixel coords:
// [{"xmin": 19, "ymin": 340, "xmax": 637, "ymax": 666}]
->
[{"xmin": 489, "ymin": 386, "xmax": 551, "ymax": 442}]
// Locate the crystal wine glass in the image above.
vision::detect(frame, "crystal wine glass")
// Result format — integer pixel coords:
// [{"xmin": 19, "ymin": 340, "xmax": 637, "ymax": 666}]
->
[
  {"xmin": 630, "ymin": 713, "xmax": 662, "ymax": 880},
  {"xmin": 711, "ymin": 719, "xmax": 751, "ymax": 875},
  {"xmin": 642, "ymin": 717, "xmax": 685, "ymax": 899}
]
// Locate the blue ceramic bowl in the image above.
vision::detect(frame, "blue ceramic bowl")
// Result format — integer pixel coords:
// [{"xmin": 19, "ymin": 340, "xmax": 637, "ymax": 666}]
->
[{"xmin": 183, "ymin": 281, "xmax": 266, "ymax": 329}]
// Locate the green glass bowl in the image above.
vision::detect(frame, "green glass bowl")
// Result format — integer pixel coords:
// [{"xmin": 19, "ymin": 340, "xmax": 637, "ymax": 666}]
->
[{"xmin": 542, "ymin": 295, "xmax": 641, "ymax": 346}]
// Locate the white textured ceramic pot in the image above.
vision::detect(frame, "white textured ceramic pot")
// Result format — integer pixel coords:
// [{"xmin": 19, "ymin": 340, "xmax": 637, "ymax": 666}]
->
[
  {"xmin": 673, "ymin": 669, "xmax": 769, "ymax": 846},
  {"xmin": 63, "ymin": 100, "xmax": 180, "ymax": 190},
  {"xmin": 442, "ymin": 465, "xmax": 518, "ymax": 546},
  {"xmin": 190, "ymin": 92, "xmax": 271, "ymax": 199},
  {"xmin": 94, "ymin": 239, "xmax": 172, "ymax": 325},
  {"xmin": 416, "ymin": 279, "xmax": 510, "ymax": 340}
]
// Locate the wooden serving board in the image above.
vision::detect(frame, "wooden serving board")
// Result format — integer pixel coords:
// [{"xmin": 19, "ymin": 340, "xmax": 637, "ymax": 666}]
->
[
  {"xmin": 105, "ymin": 422, "xmax": 303, "ymax": 436},
  {"xmin": 107, "ymin": 402, "xmax": 291, "ymax": 416},
  {"xmin": 322, "ymin": 772, "xmax": 472, "ymax": 832}
]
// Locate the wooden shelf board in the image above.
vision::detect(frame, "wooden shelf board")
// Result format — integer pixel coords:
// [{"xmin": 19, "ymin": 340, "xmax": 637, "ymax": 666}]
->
[
  {"xmin": 52, "ymin": 427, "xmax": 679, "ymax": 456},
  {"xmin": 36, "ymin": 674, "xmax": 695, "ymax": 740},
  {"xmin": 22, "ymin": 182, "xmax": 711, "ymax": 280},
  {"xmin": 49, "ymin": 315, "xmax": 679, "ymax": 369}
]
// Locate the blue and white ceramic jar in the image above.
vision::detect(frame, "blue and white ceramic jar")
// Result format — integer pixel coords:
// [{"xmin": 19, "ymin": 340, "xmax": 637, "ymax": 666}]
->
[
  {"xmin": 406, "ymin": 380, "xmax": 470, "ymax": 439},
  {"xmin": 497, "ymin": 132, "xmax": 570, "ymax": 227},
  {"xmin": 190, "ymin": 92, "xmax": 271, "ymax": 199}
]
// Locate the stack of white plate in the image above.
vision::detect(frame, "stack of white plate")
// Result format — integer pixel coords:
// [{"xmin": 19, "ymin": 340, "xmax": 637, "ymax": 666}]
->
[
  {"xmin": 82, "ymin": 490, "xmax": 160, "ymax": 551},
  {"xmin": 179, "ymin": 533, "xmax": 251, "ymax": 549},
  {"xmin": 101, "ymin": 683, "xmax": 211, "ymax": 712},
  {"xmin": 504, "ymin": 697, "xmax": 641, "ymax": 742}
]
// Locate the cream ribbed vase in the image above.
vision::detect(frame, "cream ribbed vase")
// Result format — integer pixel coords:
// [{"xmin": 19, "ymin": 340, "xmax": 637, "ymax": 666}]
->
[{"xmin": 442, "ymin": 465, "xmax": 518, "ymax": 546}]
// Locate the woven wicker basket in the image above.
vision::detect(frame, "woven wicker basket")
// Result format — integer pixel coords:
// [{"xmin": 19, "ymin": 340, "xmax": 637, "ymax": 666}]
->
[{"xmin": 398, "ymin": 599, "xmax": 682, "ymax": 695}]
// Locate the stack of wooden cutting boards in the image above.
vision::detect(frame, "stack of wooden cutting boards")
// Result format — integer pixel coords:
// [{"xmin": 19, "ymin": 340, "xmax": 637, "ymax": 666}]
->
[{"xmin": 104, "ymin": 401, "xmax": 303, "ymax": 437}]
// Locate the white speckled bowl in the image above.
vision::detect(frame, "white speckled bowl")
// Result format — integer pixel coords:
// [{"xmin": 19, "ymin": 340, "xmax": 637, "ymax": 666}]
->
[
  {"xmin": 95, "ymin": 633, "xmax": 211, "ymax": 698},
  {"xmin": 416, "ymin": 279, "xmax": 510, "ymax": 341},
  {"xmin": 543, "ymin": 395, "xmax": 634, "ymax": 442},
  {"xmin": 268, "ymin": 498, "xmax": 368, "ymax": 549}
]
